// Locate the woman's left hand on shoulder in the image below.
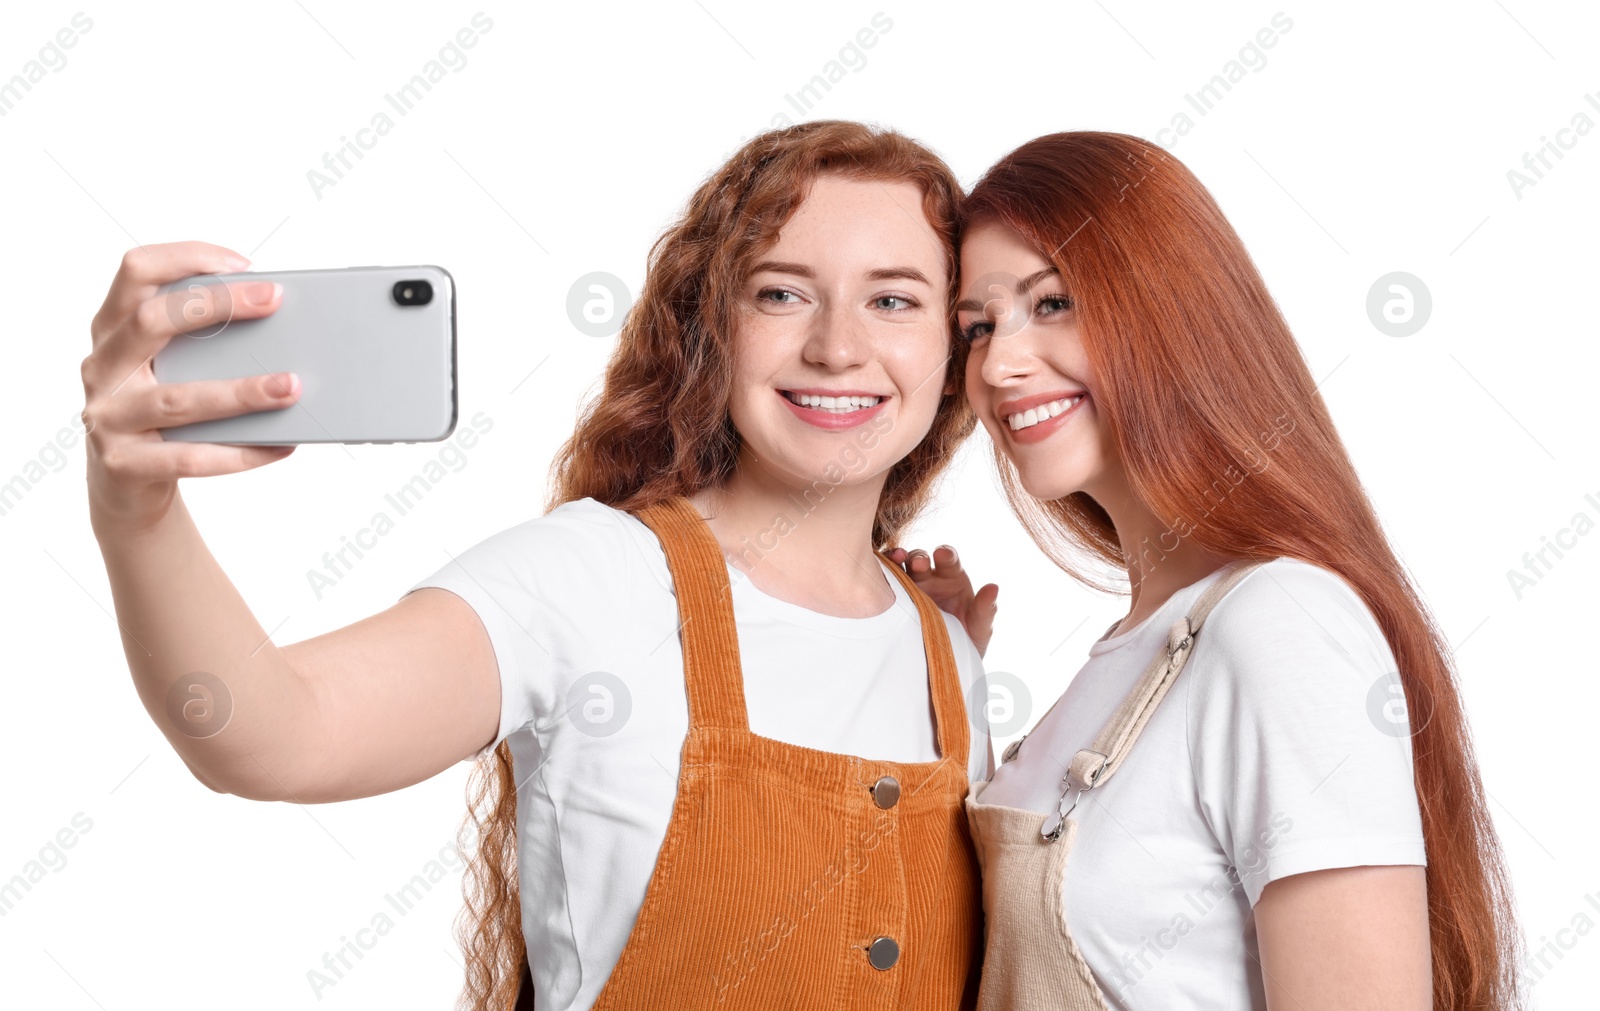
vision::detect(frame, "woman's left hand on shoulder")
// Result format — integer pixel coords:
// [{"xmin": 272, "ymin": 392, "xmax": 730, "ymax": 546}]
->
[{"xmin": 886, "ymin": 545, "xmax": 999, "ymax": 657}]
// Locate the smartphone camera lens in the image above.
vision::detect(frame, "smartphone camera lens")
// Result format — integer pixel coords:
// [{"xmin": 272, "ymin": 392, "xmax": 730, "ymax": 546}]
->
[{"xmin": 393, "ymin": 280, "xmax": 433, "ymax": 307}]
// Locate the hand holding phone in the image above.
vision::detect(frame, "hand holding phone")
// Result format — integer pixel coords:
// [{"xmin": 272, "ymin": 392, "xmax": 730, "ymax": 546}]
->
[
  {"xmin": 152, "ymin": 263, "xmax": 457, "ymax": 445},
  {"xmin": 82, "ymin": 242, "xmax": 304, "ymax": 532}
]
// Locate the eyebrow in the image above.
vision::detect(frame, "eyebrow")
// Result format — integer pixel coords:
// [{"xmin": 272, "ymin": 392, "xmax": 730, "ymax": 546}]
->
[
  {"xmin": 749, "ymin": 261, "xmax": 932, "ymax": 286},
  {"xmin": 866, "ymin": 266, "xmax": 932, "ymax": 285},
  {"xmin": 955, "ymin": 267, "xmax": 1059, "ymax": 312}
]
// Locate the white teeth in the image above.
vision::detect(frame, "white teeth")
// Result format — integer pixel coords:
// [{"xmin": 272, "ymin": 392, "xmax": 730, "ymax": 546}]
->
[
  {"xmin": 789, "ymin": 392, "xmax": 883, "ymax": 413},
  {"xmin": 1007, "ymin": 395, "xmax": 1081, "ymax": 431}
]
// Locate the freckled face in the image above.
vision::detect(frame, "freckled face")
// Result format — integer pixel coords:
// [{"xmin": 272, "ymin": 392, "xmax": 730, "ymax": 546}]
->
[
  {"xmin": 957, "ymin": 221, "xmax": 1119, "ymax": 501},
  {"xmin": 727, "ymin": 175, "xmax": 953, "ymax": 490}
]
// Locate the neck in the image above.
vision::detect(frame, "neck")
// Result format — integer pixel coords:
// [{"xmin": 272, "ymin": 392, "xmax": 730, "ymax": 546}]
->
[
  {"xmin": 1086, "ymin": 473, "xmax": 1237, "ymax": 635},
  {"xmin": 688, "ymin": 456, "xmax": 895, "ymax": 618}
]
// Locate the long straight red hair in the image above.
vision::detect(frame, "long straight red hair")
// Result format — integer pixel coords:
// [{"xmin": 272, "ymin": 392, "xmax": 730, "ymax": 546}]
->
[{"xmin": 963, "ymin": 133, "xmax": 1522, "ymax": 1010}]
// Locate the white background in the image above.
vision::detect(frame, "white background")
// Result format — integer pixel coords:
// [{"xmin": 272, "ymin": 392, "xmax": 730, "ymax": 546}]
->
[{"xmin": 1, "ymin": 1, "xmax": 1595, "ymax": 1007}]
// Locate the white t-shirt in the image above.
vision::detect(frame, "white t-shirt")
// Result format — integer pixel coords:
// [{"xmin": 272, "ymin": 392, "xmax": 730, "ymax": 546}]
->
[
  {"xmin": 402, "ymin": 497, "xmax": 992, "ymax": 1011},
  {"xmin": 976, "ymin": 558, "xmax": 1427, "ymax": 1010}
]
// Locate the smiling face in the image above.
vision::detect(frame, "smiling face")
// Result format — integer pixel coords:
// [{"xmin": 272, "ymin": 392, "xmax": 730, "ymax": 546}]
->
[
  {"xmin": 726, "ymin": 174, "xmax": 953, "ymax": 493},
  {"xmin": 957, "ymin": 220, "xmax": 1121, "ymax": 503}
]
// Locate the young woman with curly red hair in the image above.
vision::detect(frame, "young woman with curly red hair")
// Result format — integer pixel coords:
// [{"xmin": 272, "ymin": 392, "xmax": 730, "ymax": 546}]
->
[{"xmin": 81, "ymin": 121, "xmax": 993, "ymax": 1011}]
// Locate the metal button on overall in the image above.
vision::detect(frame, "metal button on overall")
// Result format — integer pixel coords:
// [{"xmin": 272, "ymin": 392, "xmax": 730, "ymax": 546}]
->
[
  {"xmin": 868, "ymin": 937, "xmax": 900, "ymax": 970},
  {"xmin": 871, "ymin": 775, "xmax": 900, "ymax": 809}
]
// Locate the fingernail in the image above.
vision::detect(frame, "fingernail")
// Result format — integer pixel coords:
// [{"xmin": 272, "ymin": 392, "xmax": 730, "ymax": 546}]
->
[
  {"xmin": 225, "ymin": 254, "xmax": 251, "ymax": 271},
  {"xmin": 274, "ymin": 372, "xmax": 299, "ymax": 396},
  {"xmin": 244, "ymin": 282, "xmax": 280, "ymax": 307}
]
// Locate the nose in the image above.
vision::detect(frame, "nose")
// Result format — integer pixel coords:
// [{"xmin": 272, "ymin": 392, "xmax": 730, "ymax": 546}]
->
[
  {"xmin": 976, "ymin": 306, "xmax": 1042, "ymax": 389},
  {"xmin": 803, "ymin": 297, "xmax": 872, "ymax": 371}
]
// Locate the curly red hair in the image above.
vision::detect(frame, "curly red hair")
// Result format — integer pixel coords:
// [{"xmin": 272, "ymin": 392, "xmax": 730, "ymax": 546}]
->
[{"xmin": 454, "ymin": 120, "xmax": 973, "ymax": 1011}]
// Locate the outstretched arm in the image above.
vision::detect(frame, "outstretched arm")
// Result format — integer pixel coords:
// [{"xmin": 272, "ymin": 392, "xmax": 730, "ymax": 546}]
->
[{"xmin": 86, "ymin": 242, "xmax": 501, "ymax": 803}]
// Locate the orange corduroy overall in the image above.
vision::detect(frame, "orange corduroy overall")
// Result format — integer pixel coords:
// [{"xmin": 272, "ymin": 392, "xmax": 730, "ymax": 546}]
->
[{"xmin": 510, "ymin": 496, "xmax": 983, "ymax": 1010}]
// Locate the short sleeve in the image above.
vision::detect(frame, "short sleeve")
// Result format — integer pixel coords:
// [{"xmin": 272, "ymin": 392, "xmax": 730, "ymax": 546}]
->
[
  {"xmin": 1185, "ymin": 560, "xmax": 1428, "ymax": 906},
  {"xmin": 400, "ymin": 499, "xmax": 632, "ymax": 763}
]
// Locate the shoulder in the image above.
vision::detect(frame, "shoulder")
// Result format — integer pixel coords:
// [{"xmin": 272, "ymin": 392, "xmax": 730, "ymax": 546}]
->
[
  {"xmin": 1196, "ymin": 557, "xmax": 1390, "ymax": 675},
  {"xmin": 433, "ymin": 498, "xmax": 659, "ymax": 593},
  {"xmin": 531, "ymin": 497, "xmax": 641, "ymax": 542},
  {"xmin": 486, "ymin": 497, "xmax": 642, "ymax": 554},
  {"xmin": 1181, "ymin": 557, "xmax": 1400, "ymax": 737},
  {"xmin": 1179, "ymin": 559, "xmax": 1426, "ymax": 892},
  {"xmin": 1210, "ymin": 557, "xmax": 1375, "ymax": 631}
]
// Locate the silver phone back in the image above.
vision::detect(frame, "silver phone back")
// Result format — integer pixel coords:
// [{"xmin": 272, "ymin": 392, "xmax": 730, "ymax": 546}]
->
[{"xmin": 151, "ymin": 265, "xmax": 456, "ymax": 445}]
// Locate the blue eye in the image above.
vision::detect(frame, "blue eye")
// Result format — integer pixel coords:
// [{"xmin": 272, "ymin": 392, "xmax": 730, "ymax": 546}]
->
[
  {"xmin": 875, "ymin": 295, "xmax": 916, "ymax": 311},
  {"xmin": 960, "ymin": 320, "xmax": 994, "ymax": 342},
  {"xmin": 759, "ymin": 287, "xmax": 801, "ymax": 304}
]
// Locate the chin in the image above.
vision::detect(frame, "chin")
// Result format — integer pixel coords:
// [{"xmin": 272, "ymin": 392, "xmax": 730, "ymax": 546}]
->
[
  {"xmin": 1011, "ymin": 463, "xmax": 1091, "ymax": 503},
  {"xmin": 764, "ymin": 443, "xmax": 883, "ymax": 485}
]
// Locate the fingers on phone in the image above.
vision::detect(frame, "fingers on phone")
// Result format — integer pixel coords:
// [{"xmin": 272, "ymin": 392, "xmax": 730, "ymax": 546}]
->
[
  {"xmin": 259, "ymin": 371, "xmax": 300, "ymax": 400},
  {"xmin": 96, "ymin": 243, "xmax": 252, "ymax": 339},
  {"xmin": 183, "ymin": 442, "xmax": 297, "ymax": 478},
  {"xmin": 185, "ymin": 442, "xmax": 296, "ymax": 478},
  {"xmin": 145, "ymin": 278, "xmax": 280, "ymax": 340},
  {"xmin": 117, "ymin": 374, "xmax": 298, "ymax": 433},
  {"xmin": 99, "ymin": 279, "xmax": 278, "ymax": 379},
  {"xmin": 93, "ymin": 243, "xmax": 248, "ymax": 353},
  {"xmin": 102, "ymin": 439, "xmax": 293, "ymax": 482},
  {"xmin": 117, "ymin": 241, "xmax": 249, "ymax": 286}
]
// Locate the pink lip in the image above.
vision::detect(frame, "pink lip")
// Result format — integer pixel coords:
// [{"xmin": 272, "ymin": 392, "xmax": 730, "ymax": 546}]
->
[
  {"xmin": 995, "ymin": 390, "xmax": 1087, "ymax": 446},
  {"xmin": 777, "ymin": 389, "xmax": 890, "ymax": 431}
]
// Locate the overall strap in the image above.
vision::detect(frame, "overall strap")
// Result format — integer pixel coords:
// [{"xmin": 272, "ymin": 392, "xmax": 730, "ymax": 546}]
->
[
  {"xmin": 632, "ymin": 497, "xmax": 749, "ymax": 731},
  {"xmin": 880, "ymin": 557, "xmax": 970, "ymax": 768},
  {"xmin": 1066, "ymin": 558, "xmax": 1269, "ymax": 793}
]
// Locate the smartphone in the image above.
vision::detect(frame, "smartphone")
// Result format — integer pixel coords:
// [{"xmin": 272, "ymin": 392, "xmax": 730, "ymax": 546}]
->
[{"xmin": 150, "ymin": 265, "xmax": 457, "ymax": 445}]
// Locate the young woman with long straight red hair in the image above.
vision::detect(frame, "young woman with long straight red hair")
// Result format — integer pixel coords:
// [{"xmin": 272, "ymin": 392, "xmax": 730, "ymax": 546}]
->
[
  {"xmin": 902, "ymin": 132, "xmax": 1521, "ymax": 1010},
  {"xmin": 81, "ymin": 121, "xmax": 993, "ymax": 1011}
]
